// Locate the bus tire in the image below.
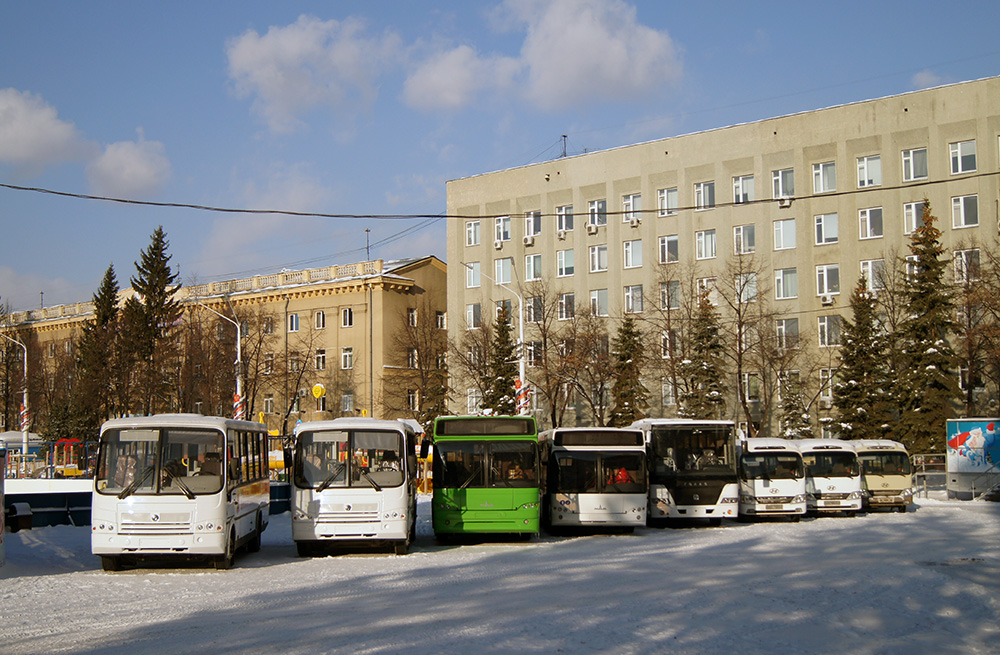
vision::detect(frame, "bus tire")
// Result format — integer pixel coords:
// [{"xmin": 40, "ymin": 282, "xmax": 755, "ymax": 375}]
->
[
  {"xmin": 215, "ymin": 530, "xmax": 235, "ymax": 570},
  {"xmin": 393, "ymin": 539, "xmax": 410, "ymax": 556},
  {"xmin": 296, "ymin": 541, "xmax": 315, "ymax": 557},
  {"xmin": 709, "ymin": 518, "xmax": 722, "ymax": 527},
  {"xmin": 247, "ymin": 514, "xmax": 262, "ymax": 553},
  {"xmin": 101, "ymin": 556, "xmax": 122, "ymax": 572}
]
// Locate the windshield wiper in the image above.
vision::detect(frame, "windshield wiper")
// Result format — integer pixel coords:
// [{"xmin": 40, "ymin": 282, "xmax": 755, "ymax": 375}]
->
[
  {"xmin": 359, "ymin": 469, "xmax": 382, "ymax": 492},
  {"xmin": 171, "ymin": 476, "xmax": 196, "ymax": 500},
  {"xmin": 118, "ymin": 466, "xmax": 154, "ymax": 499},
  {"xmin": 316, "ymin": 463, "xmax": 346, "ymax": 492},
  {"xmin": 459, "ymin": 466, "xmax": 482, "ymax": 490}
]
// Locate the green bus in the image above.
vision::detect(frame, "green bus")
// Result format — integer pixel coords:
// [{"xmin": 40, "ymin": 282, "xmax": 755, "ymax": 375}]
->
[{"xmin": 429, "ymin": 415, "xmax": 541, "ymax": 538}]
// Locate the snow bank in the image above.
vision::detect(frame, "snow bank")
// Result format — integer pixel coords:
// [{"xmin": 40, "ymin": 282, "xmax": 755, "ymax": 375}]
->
[{"xmin": 1, "ymin": 497, "xmax": 998, "ymax": 655}]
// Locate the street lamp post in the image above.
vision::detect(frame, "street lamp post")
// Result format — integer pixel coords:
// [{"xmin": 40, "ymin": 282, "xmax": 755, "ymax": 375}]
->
[
  {"xmin": 194, "ymin": 299, "xmax": 243, "ymax": 419},
  {"xmin": 1, "ymin": 332, "xmax": 29, "ymax": 477},
  {"xmin": 461, "ymin": 262, "xmax": 527, "ymax": 415}
]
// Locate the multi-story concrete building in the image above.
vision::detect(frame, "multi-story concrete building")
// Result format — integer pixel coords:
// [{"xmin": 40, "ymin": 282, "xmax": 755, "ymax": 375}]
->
[
  {"xmin": 3, "ymin": 256, "xmax": 447, "ymax": 436},
  {"xmin": 447, "ymin": 76, "xmax": 1000, "ymax": 434}
]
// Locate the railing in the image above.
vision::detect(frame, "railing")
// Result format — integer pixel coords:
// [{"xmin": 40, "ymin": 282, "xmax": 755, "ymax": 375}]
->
[{"xmin": 969, "ymin": 464, "xmax": 1000, "ymax": 500}]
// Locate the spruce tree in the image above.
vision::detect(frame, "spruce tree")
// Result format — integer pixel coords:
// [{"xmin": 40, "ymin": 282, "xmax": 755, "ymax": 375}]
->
[
  {"xmin": 481, "ymin": 308, "xmax": 518, "ymax": 415},
  {"xmin": 678, "ymin": 292, "xmax": 727, "ymax": 420},
  {"xmin": 777, "ymin": 377, "xmax": 813, "ymax": 439},
  {"xmin": 895, "ymin": 202, "xmax": 959, "ymax": 452},
  {"xmin": 75, "ymin": 264, "xmax": 120, "ymax": 430},
  {"xmin": 609, "ymin": 314, "xmax": 648, "ymax": 426},
  {"xmin": 834, "ymin": 276, "xmax": 891, "ymax": 440}
]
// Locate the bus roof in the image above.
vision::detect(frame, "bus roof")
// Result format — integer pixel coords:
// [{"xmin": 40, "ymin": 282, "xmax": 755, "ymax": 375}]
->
[
  {"xmin": 853, "ymin": 439, "xmax": 908, "ymax": 453},
  {"xmin": 795, "ymin": 438, "xmax": 857, "ymax": 453},
  {"xmin": 100, "ymin": 414, "xmax": 267, "ymax": 433},
  {"xmin": 539, "ymin": 427, "xmax": 644, "ymax": 448},
  {"xmin": 629, "ymin": 418, "xmax": 735, "ymax": 430},
  {"xmin": 433, "ymin": 415, "xmax": 537, "ymax": 440},
  {"xmin": 740, "ymin": 437, "xmax": 800, "ymax": 453},
  {"xmin": 294, "ymin": 417, "xmax": 414, "ymax": 437}
]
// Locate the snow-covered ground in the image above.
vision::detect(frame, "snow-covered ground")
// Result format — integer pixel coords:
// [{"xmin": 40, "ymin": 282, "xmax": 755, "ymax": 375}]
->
[{"xmin": 1, "ymin": 496, "xmax": 998, "ymax": 655}]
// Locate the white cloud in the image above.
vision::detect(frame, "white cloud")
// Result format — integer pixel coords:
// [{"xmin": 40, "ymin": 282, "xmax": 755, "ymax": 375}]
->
[
  {"xmin": 0, "ymin": 88, "xmax": 93, "ymax": 173},
  {"xmin": 912, "ymin": 70, "xmax": 944, "ymax": 90},
  {"xmin": 0, "ymin": 265, "xmax": 83, "ymax": 312},
  {"xmin": 226, "ymin": 15, "xmax": 402, "ymax": 133},
  {"xmin": 403, "ymin": 0, "xmax": 681, "ymax": 113},
  {"xmin": 85, "ymin": 129, "xmax": 171, "ymax": 198}
]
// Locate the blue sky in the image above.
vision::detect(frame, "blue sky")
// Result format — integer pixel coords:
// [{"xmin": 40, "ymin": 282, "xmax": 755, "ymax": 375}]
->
[{"xmin": 2, "ymin": 0, "xmax": 999, "ymax": 312}]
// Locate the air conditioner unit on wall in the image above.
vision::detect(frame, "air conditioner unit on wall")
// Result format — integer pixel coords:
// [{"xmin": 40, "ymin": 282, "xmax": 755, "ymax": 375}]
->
[
  {"xmin": 629, "ymin": 217, "xmax": 641, "ymax": 227},
  {"xmin": 778, "ymin": 196, "xmax": 793, "ymax": 209},
  {"xmin": 820, "ymin": 294, "xmax": 834, "ymax": 306},
  {"xmin": 556, "ymin": 229, "xmax": 567, "ymax": 240},
  {"xmin": 819, "ymin": 398, "xmax": 832, "ymax": 409},
  {"xmin": 494, "ymin": 239, "xmax": 503, "ymax": 250},
  {"xmin": 586, "ymin": 224, "xmax": 599, "ymax": 235},
  {"xmin": 523, "ymin": 235, "xmax": 535, "ymax": 247}
]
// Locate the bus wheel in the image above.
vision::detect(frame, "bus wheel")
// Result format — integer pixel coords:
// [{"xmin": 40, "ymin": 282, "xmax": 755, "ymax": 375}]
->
[
  {"xmin": 215, "ymin": 530, "xmax": 235, "ymax": 570},
  {"xmin": 296, "ymin": 541, "xmax": 315, "ymax": 557},
  {"xmin": 247, "ymin": 514, "xmax": 262, "ymax": 553},
  {"xmin": 393, "ymin": 539, "xmax": 410, "ymax": 556},
  {"xmin": 709, "ymin": 518, "xmax": 722, "ymax": 527},
  {"xmin": 101, "ymin": 556, "xmax": 121, "ymax": 572}
]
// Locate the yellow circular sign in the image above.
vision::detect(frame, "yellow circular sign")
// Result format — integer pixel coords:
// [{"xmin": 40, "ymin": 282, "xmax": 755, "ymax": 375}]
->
[{"xmin": 312, "ymin": 383, "xmax": 326, "ymax": 398}]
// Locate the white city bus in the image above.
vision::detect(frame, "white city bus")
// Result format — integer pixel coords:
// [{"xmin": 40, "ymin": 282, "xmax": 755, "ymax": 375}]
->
[
  {"xmin": 737, "ymin": 438, "xmax": 807, "ymax": 520},
  {"xmin": 540, "ymin": 427, "xmax": 647, "ymax": 532},
  {"xmin": 92, "ymin": 414, "xmax": 270, "ymax": 571},
  {"xmin": 796, "ymin": 439, "xmax": 863, "ymax": 515},
  {"xmin": 291, "ymin": 418, "xmax": 418, "ymax": 556},
  {"xmin": 630, "ymin": 419, "xmax": 739, "ymax": 526},
  {"xmin": 854, "ymin": 439, "xmax": 914, "ymax": 512}
]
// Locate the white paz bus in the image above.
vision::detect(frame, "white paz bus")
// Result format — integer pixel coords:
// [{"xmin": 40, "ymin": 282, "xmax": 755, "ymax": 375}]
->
[
  {"xmin": 291, "ymin": 418, "xmax": 418, "ymax": 556},
  {"xmin": 796, "ymin": 439, "xmax": 863, "ymax": 516},
  {"xmin": 737, "ymin": 438, "xmax": 807, "ymax": 520},
  {"xmin": 92, "ymin": 414, "xmax": 270, "ymax": 571},
  {"xmin": 540, "ymin": 427, "xmax": 647, "ymax": 532}
]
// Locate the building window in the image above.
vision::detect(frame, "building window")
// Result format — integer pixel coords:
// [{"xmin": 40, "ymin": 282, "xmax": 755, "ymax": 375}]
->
[
  {"xmin": 557, "ymin": 205, "xmax": 574, "ymax": 232},
  {"xmin": 736, "ymin": 273, "xmax": 758, "ymax": 304},
  {"xmin": 658, "ymin": 234, "xmax": 678, "ymax": 263},
  {"xmin": 859, "ymin": 207, "xmax": 883, "ymax": 239},
  {"xmin": 773, "ymin": 218, "xmax": 795, "ymax": 250},
  {"xmin": 660, "ymin": 280, "xmax": 681, "ymax": 310},
  {"xmin": 341, "ymin": 347, "xmax": 354, "ymax": 370},
  {"xmin": 624, "ymin": 285, "xmax": 644, "ymax": 313},
  {"xmin": 857, "ymin": 155, "xmax": 882, "ymax": 187},
  {"xmin": 407, "ymin": 348, "xmax": 418, "ymax": 369},
  {"xmin": 407, "ymin": 389, "xmax": 419, "ymax": 411},
  {"xmin": 623, "ymin": 194, "xmax": 641, "ymax": 222},
  {"xmin": 466, "ymin": 261, "xmax": 481, "ymax": 288},
  {"xmin": 815, "ymin": 213, "xmax": 838, "ymax": 245},
  {"xmin": 557, "ymin": 249, "xmax": 575, "ymax": 277},
  {"xmin": 860, "ymin": 259, "xmax": 886, "ymax": 291},
  {"xmin": 904, "ymin": 201, "xmax": 926, "ymax": 235},
  {"xmin": 818, "ymin": 315, "xmax": 842, "ymax": 347},
  {"xmin": 525, "ymin": 253, "xmax": 542, "ymax": 280},
  {"xmin": 589, "ymin": 244, "xmax": 608, "ymax": 272},
  {"xmin": 742, "ymin": 373, "xmax": 762, "ymax": 403},
  {"xmin": 495, "ymin": 257, "xmax": 512, "ymax": 284},
  {"xmin": 662, "ymin": 378, "xmax": 677, "ymax": 406},
  {"xmin": 496, "ymin": 299, "xmax": 511, "ymax": 320},
  {"xmin": 589, "ymin": 199, "xmax": 607, "ymax": 226},
  {"xmin": 695, "ymin": 181, "xmax": 715, "ymax": 210},
  {"xmin": 819, "ymin": 369, "xmax": 835, "ymax": 404},
  {"xmin": 657, "ymin": 187, "xmax": 678, "ymax": 216},
  {"xmin": 772, "ymin": 168, "xmax": 794, "ymax": 198},
  {"xmin": 264, "ymin": 353, "xmax": 274, "ymax": 375},
  {"xmin": 623, "ymin": 239, "xmax": 642, "ymax": 268},
  {"xmin": 315, "ymin": 349, "xmax": 326, "ymax": 371},
  {"xmin": 466, "ymin": 220, "xmax": 480, "ymax": 246},
  {"xmin": 467, "ymin": 389, "xmax": 483, "ymax": 414},
  {"xmin": 816, "ymin": 264, "xmax": 841, "ymax": 295},
  {"xmin": 313, "ymin": 310, "xmax": 325, "ymax": 330},
  {"xmin": 813, "ymin": 161, "xmax": 836, "ymax": 193},
  {"xmin": 696, "ymin": 229, "xmax": 716, "ymax": 260},
  {"xmin": 733, "ymin": 175, "xmax": 754, "ymax": 204},
  {"xmin": 263, "ymin": 395, "xmax": 274, "ymax": 414},
  {"xmin": 526, "ymin": 296, "xmax": 543, "ymax": 323},
  {"xmin": 525, "ymin": 211, "xmax": 541, "ymax": 237},
  {"xmin": 342, "ymin": 393, "xmax": 354, "ymax": 414},
  {"xmin": 952, "ymin": 194, "xmax": 979, "ymax": 228},
  {"xmin": 950, "ymin": 140, "xmax": 976, "ymax": 174},
  {"xmin": 775, "ymin": 268, "xmax": 798, "ymax": 300},
  {"xmin": 558, "ymin": 293, "xmax": 575, "ymax": 320},
  {"xmin": 696, "ymin": 277, "xmax": 717, "ymax": 305},
  {"xmin": 407, "ymin": 307, "xmax": 417, "ymax": 327},
  {"xmin": 494, "ymin": 216, "xmax": 511, "ymax": 242},
  {"xmin": 955, "ymin": 249, "xmax": 981, "ymax": 283},
  {"xmin": 526, "ymin": 342, "xmax": 543, "ymax": 367},
  {"xmin": 661, "ymin": 329, "xmax": 680, "ymax": 359},
  {"xmin": 436, "ymin": 311, "xmax": 447, "ymax": 329},
  {"xmin": 734, "ymin": 224, "xmax": 755, "ymax": 254},
  {"xmin": 590, "ymin": 289, "xmax": 609, "ymax": 317},
  {"xmin": 902, "ymin": 147, "xmax": 928, "ymax": 181},
  {"xmin": 776, "ymin": 318, "xmax": 799, "ymax": 350},
  {"xmin": 288, "ymin": 313, "xmax": 299, "ymax": 333},
  {"xmin": 466, "ymin": 303, "xmax": 481, "ymax": 329},
  {"xmin": 905, "ymin": 255, "xmax": 919, "ymax": 280}
]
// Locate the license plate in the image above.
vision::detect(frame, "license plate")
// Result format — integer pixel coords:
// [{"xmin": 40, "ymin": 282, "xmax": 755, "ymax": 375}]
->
[
  {"xmin": 765, "ymin": 504, "xmax": 783, "ymax": 510},
  {"xmin": 825, "ymin": 500, "xmax": 841, "ymax": 506}
]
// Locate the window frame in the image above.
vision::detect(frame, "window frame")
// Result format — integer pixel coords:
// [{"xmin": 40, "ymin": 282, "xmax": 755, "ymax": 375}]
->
[
  {"xmin": 952, "ymin": 194, "xmax": 979, "ymax": 228},
  {"xmin": 589, "ymin": 244, "xmax": 608, "ymax": 273},
  {"xmin": 773, "ymin": 218, "xmax": 795, "ymax": 250},
  {"xmin": 950, "ymin": 140, "xmax": 977, "ymax": 174},
  {"xmin": 816, "ymin": 264, "xmax": 841, "ymax": 296},
  {"xmin": 775, "ymin": 267, "xmax": 798, "ymax": 300},
  {"xmin": 696, "ymin": 229, "xmax": 717, "ymax": 260},
  {"xmin": 814, "ymin": 213, "xmax": 839, "ymax": 245},
  {"xmin": 466, "ymin": 220, "xmax": 481, "ymax": 246},
  {"xmin": 623, "ymin": 239, "xmax": 643, "ymax": 269},
  {"xmin": 772, "ymin": 168, "xmax": 794, "ymax": 198},
  {"xmin": 733, "ymin": 174, "xmax": 754, "ymax": 204},
  {"xmin": 657, "ymin": 187, "xmax": 678, "ymax": 216},
  {"xmin": 812, "ymin": 161, "xmax": 837, "ymax": 193},
  {"xmin": 857, "ymin": 154, "xmax": 882, "ymax": 188},
  {"xmin": 556, "ymin": 249, "xmax": 575, "ymax": 277},
  {"xmin": 694, "ymin": 181, "xmax": 716, "ymax": 210},
  {"xmin": 902, "ymin": 147, "xmax": 928, "ymax": 182},
  {"xmin": 859, "ymin": 207, "xmax": 884, "ymax": 240},
  {"xmin": 734, "ymin": 224, "xmax": 756, "ymax": 255}
]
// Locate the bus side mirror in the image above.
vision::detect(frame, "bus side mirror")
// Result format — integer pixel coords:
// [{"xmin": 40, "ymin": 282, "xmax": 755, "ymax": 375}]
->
[
  {"xmin": 283, "ymin": 447, "xmax": 292, "ymax": 469},
  {"xmin": 419, "ymin": 439, "xmax": 430, "ymax": 459}
]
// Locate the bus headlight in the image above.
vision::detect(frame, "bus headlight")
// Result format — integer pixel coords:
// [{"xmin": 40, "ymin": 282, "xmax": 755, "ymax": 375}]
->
[
  {"xmin": 848, "ymin": 491, "xmax": 862, "ymax": 500},
  {"xmin": 792, "ymin": 494, "xmax": 807, "ymax": 504},
  {"xmin": 740, "ymin": 494, "xmax": 755, "ymax": 504},
  {"xmin": 901, "ymin": 488, "xmax": 914, "ymax": 498},
  {"xmin": 520, "ymin": 502, "xmax": 539, "ymax": 510}
]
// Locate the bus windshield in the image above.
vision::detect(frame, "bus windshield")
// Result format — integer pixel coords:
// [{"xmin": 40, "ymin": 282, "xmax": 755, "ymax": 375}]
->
[
  {"xmin": 858, "ymin": 452, "xmax": 911, "ymax": 476},
  {"xmin": 555, "ymin": 452, "xmax": 645, "ymax": 494},
  {"xmin": 96, "ymin": 427, "xmax": 225, "ymax": 496},
  {"xmin": 649, "ymin": 426, "xmax": 733, "ymax": 475},
  {"xmin": 437, "ymin": 440, "xmax": 538, "ymax": 489},
  {"xmin": 294, "ymin": 429, "xmax": 405, "ymax": 490},
  {"xmin": 802, "ymin": 452, "xmax": 859, "ymax": 478},
  {"xmin": 740, "ymin": 453, "xmax": 804, "ymax": 480}
]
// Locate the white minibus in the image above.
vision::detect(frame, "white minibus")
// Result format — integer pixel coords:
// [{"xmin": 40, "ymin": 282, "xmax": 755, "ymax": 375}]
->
[
  {"xmin": 854, "ymin": 439, "xmax": 914, "ymax": 512},
  {"xmin": 291, "ymin": 418, "xmax": 418, "ymax": 555},
  {"xmin": 92, "ymin": 414, "xmax": 270, "ymax": 571},
  {"xmin": 737, "ymin": 438, "xmax": 806, "ymax": 520},
  {"xmin": 796, "ymin": 439, "xmax": 862, "ymax": 515}
]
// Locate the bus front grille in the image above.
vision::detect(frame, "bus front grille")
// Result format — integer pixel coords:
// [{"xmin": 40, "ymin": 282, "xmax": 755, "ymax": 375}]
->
[
  {"xmin": 119, "ymin": 512, "xmax": 192, "ymax": 535},
  {"xmin": 317, "ymin": 503, "xmax": 379, "ymax": 523}
]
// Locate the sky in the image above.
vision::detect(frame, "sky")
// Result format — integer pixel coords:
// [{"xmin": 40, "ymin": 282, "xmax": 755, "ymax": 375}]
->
[
  {"xmin": 2, "ymin": 1, "xmax": 1000, "ymax": 313},
  {"xmin": 1, "ymin": 495, "xmax": 999, "ymax": 654}
]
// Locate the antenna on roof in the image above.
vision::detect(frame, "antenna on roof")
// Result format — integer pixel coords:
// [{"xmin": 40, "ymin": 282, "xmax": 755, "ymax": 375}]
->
[
  {"xmin": 365, "ymin": 228, "xmax": 371, "ymax": 261},
  {"xmin": 561, "ymin": 135, "xmax": 567, "ymax": 158}
]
